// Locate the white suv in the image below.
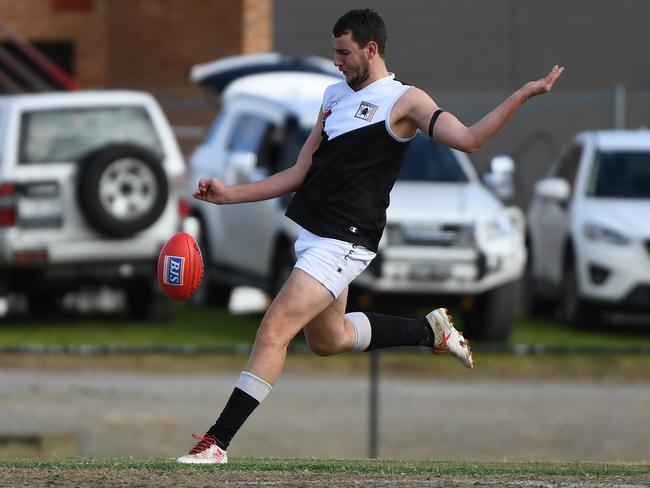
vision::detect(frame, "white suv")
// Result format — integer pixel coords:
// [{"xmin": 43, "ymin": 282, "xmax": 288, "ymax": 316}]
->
[
  {"xmin": 188, "ymin": 54, "xmax": 526, "ymax": 340},
  {"xmin": 526, "ymin": 129, "xmax": 650, "ymax": 326},
  {"xmin": 0, "ymin": 91, "xmax": 188, "ymax": 318}
]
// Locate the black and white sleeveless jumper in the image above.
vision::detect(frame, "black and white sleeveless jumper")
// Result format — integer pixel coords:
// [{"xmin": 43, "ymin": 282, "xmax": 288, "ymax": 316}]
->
[{"xmin": 285, "ymin": 74, "xmax": 413, "ymax": 252}]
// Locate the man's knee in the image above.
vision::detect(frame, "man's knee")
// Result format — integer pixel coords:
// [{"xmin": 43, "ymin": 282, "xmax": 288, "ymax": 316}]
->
[{"xmin": 256, "ymin": 316, "xmax": 293, "ymax": 350}]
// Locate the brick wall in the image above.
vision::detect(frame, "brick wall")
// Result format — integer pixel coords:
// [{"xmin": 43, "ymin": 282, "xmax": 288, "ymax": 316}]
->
[
  {"xmin": 0, "ymin": 0, "xmax": 109, "ymax": 86},
  {"xmin": 0, "ymin": 0, "xmax": 272, "ymax": 89},
  {"xmin": 241, "ymin": 0, "xmax": 272, "ymax": 54},
  {"xmin": 0, "ymin": 0, "xmax": 272, "ymax": 155}
]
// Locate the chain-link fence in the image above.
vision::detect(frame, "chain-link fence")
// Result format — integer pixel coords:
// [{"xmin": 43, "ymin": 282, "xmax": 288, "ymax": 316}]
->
[{"xmin": 1, "ymin": 347, "xmax": 648, "ymax": 462}]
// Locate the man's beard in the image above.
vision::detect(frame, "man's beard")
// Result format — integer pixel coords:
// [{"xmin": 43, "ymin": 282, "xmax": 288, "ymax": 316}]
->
[{"xmin": 346, "ymin": 58, "xmax": 370, "ymax": 90}]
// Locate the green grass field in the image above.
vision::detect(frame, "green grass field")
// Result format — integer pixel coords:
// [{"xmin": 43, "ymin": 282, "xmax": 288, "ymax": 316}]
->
[
  {"xmin": 2, "ymin": 457, "xmax": 648, "ymax": 476},
  {"xmin": 0, "ymin": 305, "xmax": 648, "ymax": 348}
]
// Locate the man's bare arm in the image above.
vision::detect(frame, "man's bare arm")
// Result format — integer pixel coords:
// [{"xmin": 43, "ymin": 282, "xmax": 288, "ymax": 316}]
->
[
  {"xmin": 193, "ymin": 109, "xmax": 324, "ymax": 205},
  {"xmin": 396, "ymin": 65, "xmax": 564, "ymax": 153}
]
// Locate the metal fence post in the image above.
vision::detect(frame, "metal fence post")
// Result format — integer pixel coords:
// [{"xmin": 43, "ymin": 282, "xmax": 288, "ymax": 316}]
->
[{"xmin": 369, "ymin": 350, "xmax": 380, "ymax": 459}]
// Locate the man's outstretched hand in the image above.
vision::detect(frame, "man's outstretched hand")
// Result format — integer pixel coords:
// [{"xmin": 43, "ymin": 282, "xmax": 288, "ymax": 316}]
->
[
  {"xmin": 523, "ymin": 65, "xmax": 565, "ymax": 100},
  {"xmin": 193, "ymin": 177, "xmax": 230, "ymax": 204}
]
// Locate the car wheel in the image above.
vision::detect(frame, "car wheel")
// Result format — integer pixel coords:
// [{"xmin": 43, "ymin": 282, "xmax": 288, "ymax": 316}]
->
[
  {"xmin": 271, "ymin": 242, "xmax": 296, "ymax": 297},
  {"xmin": 559, "ymin": 258, "xmax": 596, "ymax": 328},
  {"xmin": 26, "ymin": 291, "xmax": 61, "ymax": 316},
  {"xmin": 125, "ymin": 275, "xmax": 175, "ymax": 321},
  {"xmin": 462, "ymin": 280, "xmax": 517, "ymax": 342},
  {"xmin": 522, "ymin": 247, "xmax": 552, "ymax": 317},
  {"xmin": 77, "ymin": 144, "xmax": 169, "ymax": 238}
]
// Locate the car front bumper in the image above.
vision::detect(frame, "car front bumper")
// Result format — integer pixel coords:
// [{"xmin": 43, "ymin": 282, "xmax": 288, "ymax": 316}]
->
[
  {"xmin": 579, "ymin": 238, "xmax": 650, "ymax": 307},
  {"xmin": 354, "ymin": 245, "xmax": 526, "ymax": 295}
]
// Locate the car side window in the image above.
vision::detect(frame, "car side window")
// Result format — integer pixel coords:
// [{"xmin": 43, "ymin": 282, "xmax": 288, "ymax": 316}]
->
[
  {"xmin": 272, "ymin": 117, "xmax": 307, "ymax": 175},
  {"xmin": 227, "ymin": 114, "xmax": 275, "ymax": 172},
  {"xmin": 554, "ymin": 144, "xmax": 582, "ymax": 187}
]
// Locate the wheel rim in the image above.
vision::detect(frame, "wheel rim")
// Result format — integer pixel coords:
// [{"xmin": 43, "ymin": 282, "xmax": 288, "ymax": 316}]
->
[{"xmin": 98, "ymin": 157, "xmax": 158, "ymax": 220}]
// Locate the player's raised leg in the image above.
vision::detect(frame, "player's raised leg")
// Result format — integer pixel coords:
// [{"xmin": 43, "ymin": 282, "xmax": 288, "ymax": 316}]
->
[{"xmin": 304, "ymin": 298, "xmax": 473, "ymax": 369}]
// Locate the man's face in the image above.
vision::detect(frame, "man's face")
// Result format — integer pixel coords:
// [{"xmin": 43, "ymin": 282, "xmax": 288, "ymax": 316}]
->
[{"xmin": 332, "ymin": 31, "xmax": 370, "ymax": 90}]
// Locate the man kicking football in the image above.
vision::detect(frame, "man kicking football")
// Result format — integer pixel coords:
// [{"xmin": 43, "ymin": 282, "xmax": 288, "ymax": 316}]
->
[{"xmin": 178, "ymin": 8, "xmax": 564, "ymax": 463}]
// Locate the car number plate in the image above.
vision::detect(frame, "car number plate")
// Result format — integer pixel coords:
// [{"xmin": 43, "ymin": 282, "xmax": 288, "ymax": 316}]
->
[
  {"xmin": 409, "ymin": 264, "xmax": 451, "ymax": 281},
  {"xmin": 17, "ymin": 198, "xmax": 63, "ymax": 226}
]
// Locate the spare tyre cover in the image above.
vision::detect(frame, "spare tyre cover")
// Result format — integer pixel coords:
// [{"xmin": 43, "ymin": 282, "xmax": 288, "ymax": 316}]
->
[{"xmin": 77, "ymin": 144, "xmax": 169, "ymax": 238}]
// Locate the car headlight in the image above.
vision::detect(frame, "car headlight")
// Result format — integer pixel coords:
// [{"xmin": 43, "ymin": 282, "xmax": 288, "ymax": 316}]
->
[
  {"xmin": 455, "ymin": 224, "xmax": 475, "ymax": 247},
  {"xmin": 583, "ymin": 222, "xmax": 631, "ymax": 245},
  {"xmin": 484, "ymin": 214, "xmax": 514, "ymax": 241}
]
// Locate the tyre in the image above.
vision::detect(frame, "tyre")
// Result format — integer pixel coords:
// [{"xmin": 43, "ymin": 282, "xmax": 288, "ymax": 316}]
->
[
  {"xmin": 522, "ymin": 248, "xmax": 553, "ymax": 318},
  {"xmin": 77, "ymin": 144, "xmax": 169, "ymax": 237},
  {"xmin": 125, "ymin": 276, "xmax": 175, "ymax": 321},
  {"xmin": 270, "ymin": 241, "xmax": 296, "ymax": 297},
  {"xmin": 26, "ymin": 291, "xmax": 61, "ymax": 316},
  {"xmin": 558, "ymin": 258, "xmax": 596, "ymax": 328},
  {"xmin": 462, "ymin": 280, "xmax": 518, "ymax": 341}
]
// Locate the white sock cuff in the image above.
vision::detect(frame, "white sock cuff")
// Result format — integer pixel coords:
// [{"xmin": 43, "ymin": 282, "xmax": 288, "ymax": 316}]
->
[
  {"xmin": 235, "ymin": 371, "xmax": 273, "ymax": 403},
  {"xmin": 346, "ymin": 312, "xmax": 372, "ymax": 352}
]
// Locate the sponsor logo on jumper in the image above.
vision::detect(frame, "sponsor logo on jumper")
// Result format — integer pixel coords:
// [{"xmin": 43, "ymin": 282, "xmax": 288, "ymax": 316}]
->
[
  {"xmin": 323, "ymin": 99, "xmax": 340, "ymax": 123},
  {"xmin": 163, "ymin": 255, "xmax": 184, "ymax": 286},
  {"xmin": 354, "ymin": 101, "xmax": 379, "ymax": 122},
  {"xmin": 349, "ymin": 226, "xmax": 359, "ymax": 234}
]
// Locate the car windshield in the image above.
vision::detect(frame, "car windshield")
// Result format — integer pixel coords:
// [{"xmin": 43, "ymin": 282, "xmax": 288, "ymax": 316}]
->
[
  {"xmin": 19, "ymin": 106, "xmax": 162, "ymax": 164},
  {"xmin": 587, "ymin": 150, "xmax": 650, "ymax": 198},
  {"xmin": 398, "ymin": 132, "xmax": 468, "ymax": 182}
]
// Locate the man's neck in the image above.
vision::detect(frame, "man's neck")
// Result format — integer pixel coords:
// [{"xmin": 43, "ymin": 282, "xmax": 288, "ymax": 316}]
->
[{"xmin": 352, "ymin": 66, "xmax": 390, "ymax": 91}]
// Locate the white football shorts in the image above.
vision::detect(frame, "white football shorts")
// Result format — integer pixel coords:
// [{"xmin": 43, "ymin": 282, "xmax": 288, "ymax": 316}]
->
[{"xmin": 293, "ymin": 227, "xmax": 376, "ymax": 298}]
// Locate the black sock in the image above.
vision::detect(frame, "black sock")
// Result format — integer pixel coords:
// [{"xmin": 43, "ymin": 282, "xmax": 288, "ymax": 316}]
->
[
  {"xmin": 207, "ymin": 387, "xmax": 260, "ymax": 450},
  {"xmin": 365, "ymin": 312, "xmax": 434, "ymax": 351}
]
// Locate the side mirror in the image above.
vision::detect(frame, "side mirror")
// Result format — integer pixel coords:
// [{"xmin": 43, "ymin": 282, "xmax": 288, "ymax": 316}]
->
[
  {"xmin": 483, "ymin": 155, "xmax": 515, "ymax": 201},
  {"xmin": 534, "ymin": 177, "xmax": 571, "ymax": 202},
  {"xmin": 224, "ymin": 151, "xmax": 257, "ymax": 186}
]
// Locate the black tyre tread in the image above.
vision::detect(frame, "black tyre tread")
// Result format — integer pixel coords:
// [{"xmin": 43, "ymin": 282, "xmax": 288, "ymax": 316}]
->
[
  {"xmin": 77, "ymin": 144, "xmax": 168, "ymax": 238},
  {"xmin": 462, "ymin": 280, "xmax": 517, "ymax": 342}
]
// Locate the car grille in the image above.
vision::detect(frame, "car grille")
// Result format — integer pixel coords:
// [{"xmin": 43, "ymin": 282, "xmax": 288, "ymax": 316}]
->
[{"xmin": 402, "ymin": 224, "xmax": 473, "ymax": 247}]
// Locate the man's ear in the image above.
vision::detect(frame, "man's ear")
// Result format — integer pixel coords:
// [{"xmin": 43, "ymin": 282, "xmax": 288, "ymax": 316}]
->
[{"xmin": 366, "ymin": 40, "xmax": 379, "ymax": 59}]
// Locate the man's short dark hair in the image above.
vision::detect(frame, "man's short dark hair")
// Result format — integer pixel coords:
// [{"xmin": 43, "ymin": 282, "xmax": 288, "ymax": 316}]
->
[{"xmin": 332, "ymin": 9, "xmax": 387, "ymax": 57}]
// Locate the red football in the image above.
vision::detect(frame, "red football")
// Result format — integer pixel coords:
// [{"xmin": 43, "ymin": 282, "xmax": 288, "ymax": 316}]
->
[{"xmin": 157, "ymin": 232, "xmax": 204, "ymax": 301}]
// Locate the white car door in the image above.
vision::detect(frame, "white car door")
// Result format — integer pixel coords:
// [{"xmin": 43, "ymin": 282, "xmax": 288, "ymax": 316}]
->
[
  {"xmin": 219, "ymin": 109, "xmax": 286, "ymax": 275},
  {"xmin": 537, "ymin": 145, "xmax": 582, "ymax": 285}
]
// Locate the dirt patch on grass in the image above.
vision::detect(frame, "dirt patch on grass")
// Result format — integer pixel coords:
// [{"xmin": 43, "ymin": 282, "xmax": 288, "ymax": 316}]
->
[{"xmin": 1, "ymin": 468, "xmax": 649, "ymax": 487}]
